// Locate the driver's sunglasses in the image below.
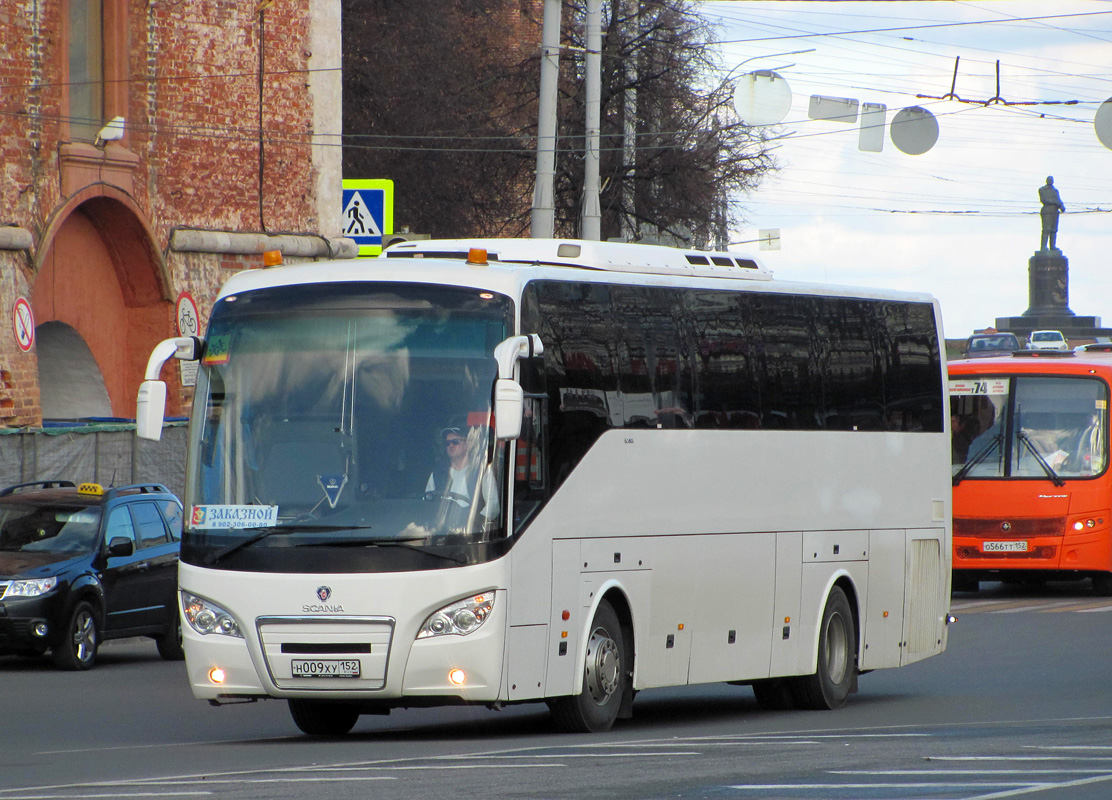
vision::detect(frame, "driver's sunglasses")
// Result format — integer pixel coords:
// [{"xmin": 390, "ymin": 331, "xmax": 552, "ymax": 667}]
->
[{"xmin": 445, "ymin": 437, "xmax": 464, "ymax": 446}]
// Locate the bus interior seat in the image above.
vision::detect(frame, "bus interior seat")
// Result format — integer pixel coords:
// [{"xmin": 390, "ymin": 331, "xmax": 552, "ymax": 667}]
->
[{"xmin": 259, "ymin": 420, "xmax": 352, "ymax": 510}]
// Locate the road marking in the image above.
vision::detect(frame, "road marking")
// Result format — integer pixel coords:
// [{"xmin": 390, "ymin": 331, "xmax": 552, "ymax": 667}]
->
[
  {"xmin": 833, "ymin": 769, "xmax": 1112, "ymax": 775},
  {"xmin": 964, "ymin": 772, "xmax": 1112, "ymax": 799},
  {"xmin": 951, "ymin": 598, "xmax": 1112, "ymax": 615},
  {"xmin": 0, "ymin": 794, "xmax": 213, "ymax": 799},
  {"xmin": 929, "ymin": 756, "xmax": 1112, "ymax": 762},
  {"xmin": 729, "ymin": 781, "xmax": 1039, "ymax": 789}
]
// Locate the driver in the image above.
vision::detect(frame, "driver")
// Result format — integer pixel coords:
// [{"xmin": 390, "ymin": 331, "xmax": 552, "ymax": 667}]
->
[{"xmin": 425, "ymin": 426, "xmax": 500, "ymax": 532}]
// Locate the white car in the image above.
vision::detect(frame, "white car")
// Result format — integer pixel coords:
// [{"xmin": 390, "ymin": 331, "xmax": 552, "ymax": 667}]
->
[{"xmin": 1027, "ymin": 330, "xmax": 1069, "ymax": 351}]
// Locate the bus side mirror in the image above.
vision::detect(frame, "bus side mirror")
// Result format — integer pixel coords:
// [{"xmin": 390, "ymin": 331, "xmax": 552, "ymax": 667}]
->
[
  {"xmin": 492, "ymin": 334, "xmax": 544, "ymax": 442},
  {"xmin": 136, "ymin": 380, "xmax": 168, "ymax": 441},
  {"xmin": 494, "ymin": 379, "xmax": 524, "ymax": 440},
  {"xmin": 136, "ymin": 336, "xmax": 201, "ymax": 442}
]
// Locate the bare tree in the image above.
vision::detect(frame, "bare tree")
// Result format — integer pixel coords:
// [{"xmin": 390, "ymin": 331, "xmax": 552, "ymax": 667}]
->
[
  {"xmin": 341, "ymin": 0, "xmax": 778, "ymax": 244},
  {"xmin": 555, "ymin": 1, "xmax": 779, "ymax": 246},
  {"xmin": 341, "ymin": 0, "xmax": 539, "ymax": 237}
]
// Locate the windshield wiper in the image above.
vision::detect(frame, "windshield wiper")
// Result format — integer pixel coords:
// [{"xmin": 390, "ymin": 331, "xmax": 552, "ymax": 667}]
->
[
  {"xmin": 1016, "ymin": 431, "xmax": 1067, "ymax": 487},
  {"xmin": 953, "ymin": 434, "xmax": 1002, "ymax": 486},
  {"xmin": 299, "ymin": 536, "xmax": 466, "ymax": 564},
  {"xmin": 202, "ymin": 525, "xmax": 372, "ymax": 566}
]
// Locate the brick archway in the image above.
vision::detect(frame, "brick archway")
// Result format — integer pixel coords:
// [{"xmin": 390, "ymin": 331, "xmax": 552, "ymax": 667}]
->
[{"xmin": 34, "ymin": 189, "xmax": 175, "ymax": 419}]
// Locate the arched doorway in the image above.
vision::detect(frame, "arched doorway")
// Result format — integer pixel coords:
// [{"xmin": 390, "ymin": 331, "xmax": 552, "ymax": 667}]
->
[
  {"xmin": 37, "ymin": 322, "xmax": 112, "ymax": 420},
  {"xmin": 34, "ymin": 191, "xmax": 173, "ymax": 421}
]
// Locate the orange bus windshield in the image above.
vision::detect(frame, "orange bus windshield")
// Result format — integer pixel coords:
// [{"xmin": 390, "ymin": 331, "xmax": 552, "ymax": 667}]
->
[{"xmin": 950, "ymin": 373, "xmax": 1108, "ymax": 484}]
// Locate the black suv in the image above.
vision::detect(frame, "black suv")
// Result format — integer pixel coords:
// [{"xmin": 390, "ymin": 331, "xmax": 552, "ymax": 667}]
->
[{"xmin": 0, "ymin": 481, "xmax": 183, "ymax": 670}]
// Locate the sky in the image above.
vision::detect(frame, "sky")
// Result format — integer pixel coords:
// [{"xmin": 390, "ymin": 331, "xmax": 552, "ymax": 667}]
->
[{"xmin": 697, "ymin": 0, "xmax": 1112, "ymax": 339}]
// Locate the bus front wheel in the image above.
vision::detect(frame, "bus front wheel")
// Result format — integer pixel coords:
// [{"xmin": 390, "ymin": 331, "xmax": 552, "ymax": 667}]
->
[
  {"xmin": 791, "ymin": 586, "xmax": 857, "ymax": 710},
  {"xmin": 288, "ymin": 699, "xmax": 360, "ymax": 736},
  {"xmin": 549, "ymin": 600, "xmax": 629, "ymax": 733}
]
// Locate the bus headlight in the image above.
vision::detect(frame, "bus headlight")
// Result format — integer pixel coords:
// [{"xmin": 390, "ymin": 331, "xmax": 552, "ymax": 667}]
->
[
  {"xmin": 417, "ymin": 593, "xmax": 495, "ymax": 639},
  {"xmin": 182, "ymin": 591, "xmax": 243, "ymax": 638}
]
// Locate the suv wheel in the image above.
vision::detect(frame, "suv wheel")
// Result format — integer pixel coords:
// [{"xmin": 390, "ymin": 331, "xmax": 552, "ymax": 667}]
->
[
  {"xmin": 53, "ymin": 601, "xmax": 100, "ymax": 670},
  {"xmin": 156, "ymin": 613, "xmax": 186, "ymax": 661}
]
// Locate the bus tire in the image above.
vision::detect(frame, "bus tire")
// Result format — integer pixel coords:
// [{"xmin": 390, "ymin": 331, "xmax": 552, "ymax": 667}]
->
[
  {"xmin": 549, "ymin": 600, "xmax": 628, "ymax": 733},
  {"xmin": 288, "ymin": 699, "xmax": 360, "ymax": 736},
  {"xmin": 751, "ymin": 678, "xmax": 797, "ymax": 710},
  {"xmin": 951, "ymin": 572, "xmax": 979, "ymax": 594},
  {"xmin": 1092, "ymin": 572, "xmax": 1112, "ymax": 597},
  {"xmin": 791, "ymin": 586, "xmax": 856, "ymax": 710}
]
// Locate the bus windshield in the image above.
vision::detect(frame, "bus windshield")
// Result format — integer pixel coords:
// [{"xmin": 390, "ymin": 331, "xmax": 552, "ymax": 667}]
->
[
  {"xmin": 183, "ymin": 282, "xmax": 513, "ymax": 569},
  {"xmin": 950, "ymin": 375, "xmax": 1108, "ymax": 482}
]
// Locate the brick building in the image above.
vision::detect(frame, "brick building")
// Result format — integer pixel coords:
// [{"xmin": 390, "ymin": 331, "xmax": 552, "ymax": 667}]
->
[{"xmin": 0, "ymin": 0, "xmax": 349, "ymax": 428}]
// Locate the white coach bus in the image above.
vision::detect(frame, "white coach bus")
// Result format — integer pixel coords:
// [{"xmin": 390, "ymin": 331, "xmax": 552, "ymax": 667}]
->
[{"xmin": 137, "ymin": 238, "xmax": 952, "ymax": 736}]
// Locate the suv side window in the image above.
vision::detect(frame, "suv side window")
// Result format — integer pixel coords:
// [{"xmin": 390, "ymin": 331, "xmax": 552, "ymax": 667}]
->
[
  {"xmin": 160, "ymin": 500, "xmax": 183, "ymax": 541},
  {"xmin": 130, "ymin": 501, "xmax": 169, "ymax": 548},
  {"xmin": 105, "ymin": 506, "xmax": 137, "ymax": 550}
]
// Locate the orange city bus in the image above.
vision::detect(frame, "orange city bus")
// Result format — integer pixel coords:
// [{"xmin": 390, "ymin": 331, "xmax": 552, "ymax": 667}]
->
[{"xmin": 949, "ymin": 347, "xmax": 1112, "ymax": 594}]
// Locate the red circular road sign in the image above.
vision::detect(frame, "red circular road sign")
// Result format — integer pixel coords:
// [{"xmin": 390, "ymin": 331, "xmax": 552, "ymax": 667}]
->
[
  {"xmin": 176, "ymin": 291, "xmax": 199, "ymax": 337},
  {"xmin": 13, "ymin": 297, "xmax": 34, "ymax": 353}
]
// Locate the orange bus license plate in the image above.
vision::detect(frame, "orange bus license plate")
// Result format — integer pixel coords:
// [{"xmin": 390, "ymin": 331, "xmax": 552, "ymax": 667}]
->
[{"xmin": 983, "ymin": 540, "xmax": 1028, "ymax": 553}]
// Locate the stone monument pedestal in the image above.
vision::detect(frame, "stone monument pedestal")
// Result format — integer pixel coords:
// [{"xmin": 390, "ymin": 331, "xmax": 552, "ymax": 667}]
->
[{"xmin": 995, "ymin": 249, "xmax": 1105, "ymax": 337}]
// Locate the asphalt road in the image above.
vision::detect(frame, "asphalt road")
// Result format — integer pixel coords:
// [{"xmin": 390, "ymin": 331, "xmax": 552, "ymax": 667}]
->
[{"xmin": 3, "ymin": 580, "xmax": 1111, "ymax": 800}]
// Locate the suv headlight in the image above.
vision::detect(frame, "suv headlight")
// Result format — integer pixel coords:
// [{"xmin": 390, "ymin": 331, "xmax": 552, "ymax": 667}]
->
[
  {"xmin": 4, "ymin": 577, "xmax": 58, "ymax": 598},
  {"xmin": 417, "ymin": 593, "xmax": 495, "ymax": 639},
  {"xmin": 182, "ymin": 591, "xmax": 243, "ymax": 638}
]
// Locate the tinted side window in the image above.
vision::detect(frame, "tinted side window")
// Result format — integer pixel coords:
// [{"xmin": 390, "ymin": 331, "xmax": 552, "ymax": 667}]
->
[
  {"xmin": 160, "ymin": 500, "xmax": 183, "ymax": 541},
  {"xmin": 525, "ymin": 282, "xmax": 944, "ymax": 443},
  {"xmin": 882, "ymin": 301, "xmax": 944, "ymax": 432},
  {"xmin": 130, "ymin": 501, "xmax": 169, "ymax": 548},
  {"xmin": 611, "ymin": 286, "xmax": 693, "ymax": 429},
  {"xmin": 105, "ymin": 507, "xmax": 136, "ymax": 548},
  {"xmin": 526, "ymin": 282, "xmax": 616, "ymax": 487}
]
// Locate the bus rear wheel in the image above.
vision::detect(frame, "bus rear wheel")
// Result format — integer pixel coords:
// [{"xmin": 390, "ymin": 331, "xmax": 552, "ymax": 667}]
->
[
  {"xmin": 288, "ymin": 699, "xmax": 360, "ymax": 736},
  {"xmin": 549, "ymin": 600, "xmax": 628, "ymax": 733},
  {"xmin": 751, "ymin": 678, "xmax": 797, "ymax": 710},
  {"xmin": 791, "ymin": 586, "xmax": 857, "ymax": 710}
]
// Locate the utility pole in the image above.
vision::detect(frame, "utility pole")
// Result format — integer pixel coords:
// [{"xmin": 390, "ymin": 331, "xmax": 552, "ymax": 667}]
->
[
  {"xmin": 580, "ymin": 0, "xmax": 602, "ymax": 240},
  {"xmin": 531, "ymin": 0, "xmax": 562, "ymax": 239}
]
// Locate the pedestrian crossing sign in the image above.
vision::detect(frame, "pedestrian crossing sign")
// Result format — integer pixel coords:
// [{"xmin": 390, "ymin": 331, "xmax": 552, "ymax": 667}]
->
[{"xmin": 342, "ymin": 179, "xmax": 394, "ymax": 256}]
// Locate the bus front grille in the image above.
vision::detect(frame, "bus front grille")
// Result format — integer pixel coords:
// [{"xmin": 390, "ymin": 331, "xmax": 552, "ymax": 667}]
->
[{"xmin": 257, "ymin": 616, "xmax": 395, "ymax": 690}]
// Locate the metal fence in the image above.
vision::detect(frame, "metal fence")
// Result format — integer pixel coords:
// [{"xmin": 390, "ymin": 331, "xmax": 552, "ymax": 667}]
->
[{"xmin": 0, "ymin": 422, "xmax": 188, "ymax": 498}]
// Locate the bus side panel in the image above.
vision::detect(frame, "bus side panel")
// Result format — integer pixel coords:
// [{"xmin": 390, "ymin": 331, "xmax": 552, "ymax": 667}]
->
[
  {"xmin": 861, "ymin": 529, "xmax": 907, "ymax": 670},
  {"xmin": 543, "ymin": 537, "xmax": 583, "ymax": 698},
  {"xmin": 769, "ymin": 532, "xmax": 803, "ymax": 677},
  {"xmin": 903, "ymin": 530, "xmax": 948, "ymax": 665},
  {"xmin": 639, "ymin": 536, "xmax": 695, "ymax": 689},
  {"xmin": 505, "ymin": 623, "xmax": 548, "ymax": 701},
  {"xmin": 687, "ymin": 533, "xmax": 776, "ymax": 685}
]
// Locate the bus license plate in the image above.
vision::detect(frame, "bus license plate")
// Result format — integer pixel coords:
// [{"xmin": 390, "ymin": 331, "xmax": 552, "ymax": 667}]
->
[
  {"xmin": 291, "ymin": 659, "xmax": 361, "ymax": 678},
  {"xmin": 983, "ymin": 540, "xmax": 1028, "ymax": 552}
]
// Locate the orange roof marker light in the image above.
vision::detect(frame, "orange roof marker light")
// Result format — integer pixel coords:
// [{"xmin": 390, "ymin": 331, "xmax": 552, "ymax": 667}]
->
[
  {"xmin": 262, "ymin": 250, "xmax": 283, "ymax": 267},
  {"xmin": 466, "ymin": 247, "xmax": 488, "ymax": 266}
]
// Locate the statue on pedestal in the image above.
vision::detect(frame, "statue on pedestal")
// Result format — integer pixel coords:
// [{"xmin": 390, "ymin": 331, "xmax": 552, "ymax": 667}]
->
[{"xmin": 1039, "ymin": 176, "xmax": 1065, "ymax": 251}]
